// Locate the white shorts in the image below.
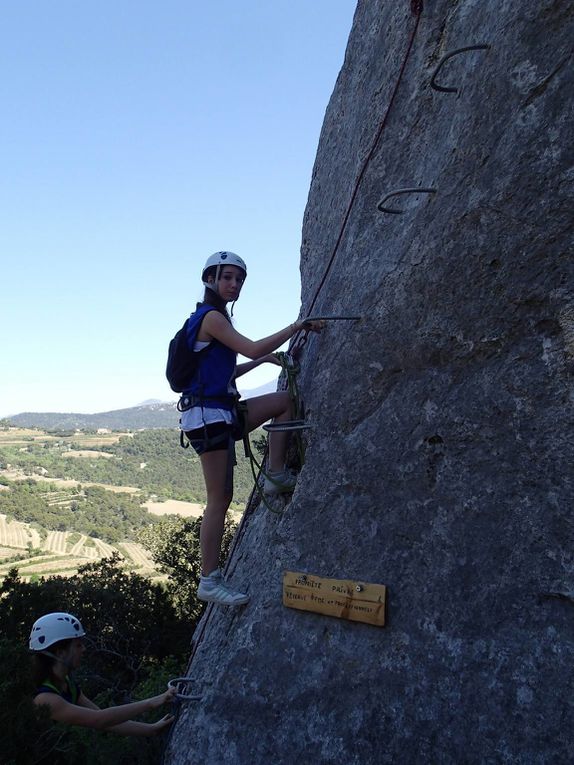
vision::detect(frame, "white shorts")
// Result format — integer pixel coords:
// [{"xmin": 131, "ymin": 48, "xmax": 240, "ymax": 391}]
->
[{"xmin": 179, "ymin": 406, "xmax": 234, "ymax": 432}]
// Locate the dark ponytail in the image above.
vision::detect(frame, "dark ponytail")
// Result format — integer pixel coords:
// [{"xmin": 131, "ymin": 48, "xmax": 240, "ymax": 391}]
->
[
  {"xmin": 199, "ymin": 268, "xmax": 232, "ymax": 321},
  {"xmin": 31, "ymin": 638, "xmax": 74, "ymax": 687}
]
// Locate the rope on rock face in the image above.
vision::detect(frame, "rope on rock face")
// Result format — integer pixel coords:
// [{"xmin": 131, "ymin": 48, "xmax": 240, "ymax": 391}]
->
[
  {"xmin": 244, "ymin": 439, "xmax": 284, "ymax": 515},
  {"xmin": 235, "ymin": 350, "xmax": 306, "ymax": 515},
  {"xmin": 274, "ymin": 351, "xmax": 306, "ymax": 466},
  {"xmin": 290, "ymin": 1, "xmax": 424, "ymax": 360}
]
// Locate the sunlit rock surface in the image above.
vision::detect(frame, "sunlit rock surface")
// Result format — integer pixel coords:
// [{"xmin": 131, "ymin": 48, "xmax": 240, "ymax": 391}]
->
[{"xmin": 166, "ymin": 1, "xmax": 573, "ymax": 762}]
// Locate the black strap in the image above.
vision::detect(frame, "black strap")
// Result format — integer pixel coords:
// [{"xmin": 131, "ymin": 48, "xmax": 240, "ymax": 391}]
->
[
  {"xmin": 178, "ymin": 393, "xmax": 236, "ymax": 412},
  {"xmin": 178, "ymin": 401, "xmax": 244, "ymax": 489},
  {"xmin": 233, "ymin": 400, "xmax": 250, "ymax": 458}
]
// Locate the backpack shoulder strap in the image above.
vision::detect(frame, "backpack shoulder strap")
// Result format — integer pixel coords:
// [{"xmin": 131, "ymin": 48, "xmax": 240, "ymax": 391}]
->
[
  {"xmin": 66, "ymin": 674, "xmax": 80, "ymax": 704},
  {"xmin": 186, "ymin": 304, "xmax": 217, "ymax": 347}
]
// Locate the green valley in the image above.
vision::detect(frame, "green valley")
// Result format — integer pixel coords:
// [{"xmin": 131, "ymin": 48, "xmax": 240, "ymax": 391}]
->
[{"xmin": 0, "ymin": 426, "xmax": 257, "ymax": 581}]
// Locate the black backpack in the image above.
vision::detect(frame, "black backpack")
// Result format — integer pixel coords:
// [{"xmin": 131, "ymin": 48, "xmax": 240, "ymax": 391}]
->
[
  {"xmin": 166, "ymin": 305, "xmax": 214, "ymax": 393},
  {"xmin": 166, "ymin": 318, "xmax": 195, "ymax": 393}
]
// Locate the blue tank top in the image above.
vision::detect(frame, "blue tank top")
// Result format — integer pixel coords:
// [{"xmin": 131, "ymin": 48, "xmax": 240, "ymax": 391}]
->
[{"xmin": 183, "ymin": 304, "xmax": 238, "ymax": 410}]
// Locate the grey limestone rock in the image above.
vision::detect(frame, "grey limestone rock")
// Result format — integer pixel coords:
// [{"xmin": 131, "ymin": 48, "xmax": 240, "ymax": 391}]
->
[{"xmin": 166, "ymin": 1, "xmax": 574, "ymax": 762}]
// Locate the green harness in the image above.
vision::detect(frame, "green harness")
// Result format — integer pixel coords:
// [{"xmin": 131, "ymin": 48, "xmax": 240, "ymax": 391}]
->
[{"xmin": 36, "ymin": 676, "xmax": 80, "ymax": 704}]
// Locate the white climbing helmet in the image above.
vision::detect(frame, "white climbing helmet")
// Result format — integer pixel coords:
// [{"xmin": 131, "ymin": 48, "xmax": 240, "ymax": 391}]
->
[
  {"xmin": 29, "ymin": 612, "xmax": 86, "ymax": 651},
  {"xmin": 201, "ymin": 251, "xmax": 247, "ymax": 285}
]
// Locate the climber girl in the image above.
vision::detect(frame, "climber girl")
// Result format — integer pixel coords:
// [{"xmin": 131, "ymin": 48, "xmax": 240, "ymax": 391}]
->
[
  {"xmin": 179, "ymin": 251, "xmax": 324, "ymax": 607},
  {"xmin": 30, "ymin": 612, "xmax": 176, "ymax": 735}
]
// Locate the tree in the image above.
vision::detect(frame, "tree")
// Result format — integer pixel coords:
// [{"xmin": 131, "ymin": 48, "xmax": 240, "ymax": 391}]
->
[
  {"xmin": 0, "ymin": 557, "xmax": 192, "ymax": 764},
  {"xmin": 0, "ymin": 636, "xmax": 65, "ymax": 765},
  {"xmin": 138, "ymin": 515, "xmax": 238, "ymax": 619}
]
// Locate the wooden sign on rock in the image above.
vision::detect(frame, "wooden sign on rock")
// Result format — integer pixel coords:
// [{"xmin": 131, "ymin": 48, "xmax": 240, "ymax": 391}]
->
[{"xmin": 283, "ymin": 571, "xmax": 386, "ymax": 627}]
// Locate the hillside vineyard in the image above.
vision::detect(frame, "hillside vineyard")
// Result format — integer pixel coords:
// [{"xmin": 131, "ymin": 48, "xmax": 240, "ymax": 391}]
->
[{"xmin": 0, "ymin": 427, "xmax": 253, "ymax": 581}]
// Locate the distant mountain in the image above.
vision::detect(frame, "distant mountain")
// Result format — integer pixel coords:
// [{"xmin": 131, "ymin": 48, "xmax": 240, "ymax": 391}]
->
[
  {"xmin": 236, "ymin": 379, "xmax": 277, "ymax": 398},
  {"xmin": 6, "ymin": 381, "xmax": 278, "ymax": 431},
  {"xmin": 7, "ymin": 402, "xmax": 179, "ymax": 431}
]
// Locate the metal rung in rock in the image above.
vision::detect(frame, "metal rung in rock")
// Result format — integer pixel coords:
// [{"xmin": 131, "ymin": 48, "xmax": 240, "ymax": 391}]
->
[
  {"xmin": 303, "ymin": 315, "xmax": 361, "ymax": 323},
  {"xmin": 263, "ymin": 420, "xmax": 312, "ymax": 432},
  {"xmin": 167, "ymin": 677, "xmax": 203, "ymax": 701}
]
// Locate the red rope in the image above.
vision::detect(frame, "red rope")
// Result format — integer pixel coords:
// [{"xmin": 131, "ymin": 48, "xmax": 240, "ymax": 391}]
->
[{"xmin": 291, "ymin": 2, "xmax": 424, "ymax": 355}]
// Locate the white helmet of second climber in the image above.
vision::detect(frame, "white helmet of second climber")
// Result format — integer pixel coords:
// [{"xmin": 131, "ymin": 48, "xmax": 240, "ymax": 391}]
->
[
  {"xmin": 29, "ymin": 612, "xmax": 86, "ymax": 651},
  {"xmin": 201, "ymin": 251, "xmax": 247, "ymax": 284}
]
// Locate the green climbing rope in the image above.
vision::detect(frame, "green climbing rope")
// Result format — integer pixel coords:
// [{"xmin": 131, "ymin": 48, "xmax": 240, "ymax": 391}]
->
[
  {"xmin": 274, "ymin": 351, "xmax": 306, "ymax": 468},
  {"xmin": 240, "ymin": 350, "xmax": 307, "ymax": 515}
]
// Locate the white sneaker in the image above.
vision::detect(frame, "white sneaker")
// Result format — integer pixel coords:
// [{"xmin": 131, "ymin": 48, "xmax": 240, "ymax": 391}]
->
[
  {"xmin": 263, "ymin": 468, "xmax": 297, "ymax": 495},
  {"xmin": 197, "ymin": 569, "xmax": 249, "ymax": 606}
]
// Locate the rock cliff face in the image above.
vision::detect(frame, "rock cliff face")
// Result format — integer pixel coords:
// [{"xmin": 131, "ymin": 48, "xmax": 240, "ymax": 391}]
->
[{"xmin": 166, "ymin": 1, "xmax": 573, "ymax": 762}]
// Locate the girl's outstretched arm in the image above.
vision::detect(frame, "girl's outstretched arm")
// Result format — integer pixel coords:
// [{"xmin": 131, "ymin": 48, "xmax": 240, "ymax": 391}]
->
[
  {"xmin": 203, "ymin": 313, "xmax": 324, "ymax": 360},
  {"xmin": 78, "ymin": 693, "xmax": 174, "ymax": 737},
  {"xmin": 34, "ymin": 687, "xmax": 176, "ymax": 731},
  {"xmin": 235, "ymin": 353, "xmax": 281, "ymax": 379}
]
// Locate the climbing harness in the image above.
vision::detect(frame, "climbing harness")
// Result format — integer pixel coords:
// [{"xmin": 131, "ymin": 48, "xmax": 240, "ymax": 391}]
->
[
  {"xmin": 178, "ymin": 393, "xmax": 237, "ymax": 453},
  {"xmin": 178, "ymin": 352, "xmax": 305, "ymax": 514},
  {"xmin": 430, "ymin": 44, "xmax": 491, "ymax": 94},
  {"xmin": 179, "ymin": 395, "xmax": 248, "ymax": 494}
]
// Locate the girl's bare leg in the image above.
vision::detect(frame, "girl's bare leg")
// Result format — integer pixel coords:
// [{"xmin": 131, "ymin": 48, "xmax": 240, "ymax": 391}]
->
[
  {"xmin": 199, "ymin": 449, "xmax": 233, "ymax": 575},
  {"xmin": 245, "ymin": 391, "xmax": 292, "ymax": 472},
  {"xmin": 200, "ymin": 392, "xmax": 293, "ymax": 574}
]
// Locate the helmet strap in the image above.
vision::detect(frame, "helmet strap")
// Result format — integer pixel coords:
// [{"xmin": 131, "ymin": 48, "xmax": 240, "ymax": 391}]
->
[
  {"xmin": 203, "ymin": 264, "xmax": 241, "ymax": 313},
  {"xmin": 204, "ymin": 264, "xmax": 221, "ymax": 295},
  {"xmin": 39, "ymin": 649, "xmax": 73, "ymax": 669}
]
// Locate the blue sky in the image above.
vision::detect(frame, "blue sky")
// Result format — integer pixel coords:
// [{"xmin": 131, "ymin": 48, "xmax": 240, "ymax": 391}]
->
[{"xmin": 0, "ymin": 2, "xmax": 355, "ymax": 417}]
